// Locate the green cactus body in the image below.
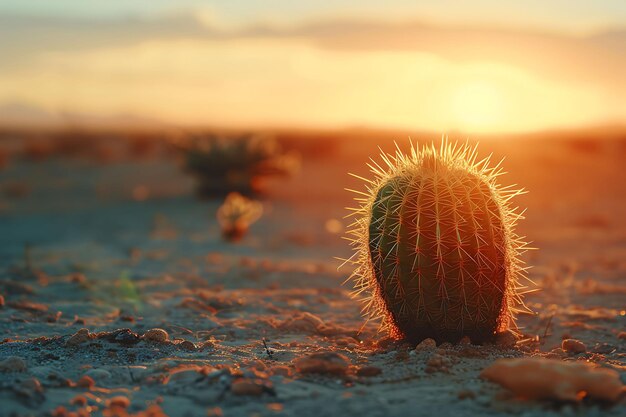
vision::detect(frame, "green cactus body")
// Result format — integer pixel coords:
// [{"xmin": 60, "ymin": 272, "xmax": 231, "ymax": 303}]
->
[{"xmin": 346, "ymin": 141, "xmax": 530, "ymax": 343}]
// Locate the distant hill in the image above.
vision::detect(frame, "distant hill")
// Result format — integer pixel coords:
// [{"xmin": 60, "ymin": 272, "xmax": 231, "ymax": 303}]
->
[{"xmin": 0, "ymin": 101, "xmax": 164, "ymax": 130}]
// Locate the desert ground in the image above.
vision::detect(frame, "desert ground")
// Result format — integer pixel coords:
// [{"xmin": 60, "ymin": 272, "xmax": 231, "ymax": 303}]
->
[{"xmin": 0, "ymin": 128, "xmax": 625, "ymax": 416}]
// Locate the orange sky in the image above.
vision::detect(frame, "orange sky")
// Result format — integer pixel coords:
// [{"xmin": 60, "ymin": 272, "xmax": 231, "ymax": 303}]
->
[{"xmin": 0, "ymin": 4, "xmax": 624, "ymax": 133}]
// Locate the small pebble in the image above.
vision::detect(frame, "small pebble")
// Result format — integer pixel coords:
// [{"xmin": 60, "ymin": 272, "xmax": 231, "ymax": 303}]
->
[
  {"xmin": 459, "ymin": 336, "xmax": 471, "ymax": 345},
  {"xmin": 295, "ymin": 352, "xmax": 350, "ymax": 376},
  {"xmin": 457, "ymin": 389, "xmax": 475, "ymax": 400},
  {"xmin": 415, "ymin": 338, "xmax": 437, "ymax": 351},
  {"xmin": 107, "ymin": 396, "xmax": 130, "ymax": 408},
  {"xmin": 179, "ymin": 340, "xmax": 197, "ymax": 351},
  {"xmin": 0, "ymin": 356, "xmax": 27, "ymax": 372},
  {"xmin": 207, "ymin": 407, "xmax": 224, "ymax": 417},
  {"xmin": 266, "ymin": 403, "xmax": 284, "ymax": 412},
  {"xmin": 114, "ymin": 329, "xmax": 140, "ymax": 345},
  {"xmin": 69, "ymin": 273, "xmax": 87, "ymax": 284},
  {"xmin": 270, "ymin": 366, "xmax": 292, "ymax": 377},
  {"xmin": 545, "ymin": 348, "xmax": 565, "ymax": 359},
  {"xmin": 70, "ymin": 395, "xmax": 88, "ymax": 406},
  {"xmin": 231, "ymin": 379, "xmax": 266, "ymax": 396},
  {"xmin": 250, "ymin": 360, "xmax": 267, "ymax": 371},
  {"xmin": 143, "ymin": 328, "xmax": 169, "ymax": 343},
  {"xmin": 562, "ymin": 338, "xmax": 587, "ymax": 354},
  {"xmin": 356, "ymin": 366, "xmax": 382, "ymax": 377},
  {"xmin": 76, "ymin": 375, "xmax": 95, "ymax": 389},
  {"xmin": 618, "ymin": 332, "xmax": 626, "ymax": 340},
  {"xmin": 52, "ymin": 406, "xmax": 69, "ymax": 417},
  {"xmin": 66, "ymin": 328, "xmax": 92, "ymax": 346},
  {"xmin": 425, "ymin": 354, "xmax": 451, "ymax": 373}
]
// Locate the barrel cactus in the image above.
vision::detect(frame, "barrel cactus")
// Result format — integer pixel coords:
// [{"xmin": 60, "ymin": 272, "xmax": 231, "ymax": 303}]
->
[
  {"xmin": 217, "ymin": 192, "xmax": 263, "ymax": 241},
  {"xmin": 345, "ymin": 140, "xmax": 530, "ymax": 343}
]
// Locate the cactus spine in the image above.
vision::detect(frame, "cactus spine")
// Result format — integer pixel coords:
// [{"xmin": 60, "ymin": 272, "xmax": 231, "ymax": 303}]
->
[{"xmin": 345, "ymin": 140, "xmax": 530, "ymax": 343}]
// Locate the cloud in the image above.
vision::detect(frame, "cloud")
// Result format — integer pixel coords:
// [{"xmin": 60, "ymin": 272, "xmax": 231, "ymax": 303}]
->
[
  {"xmin": 1, "ymin": 12, "xmax": 624, "ymax": 88},
  {"xmin": 0, "ymin": 13, "xmax": 623, "ymax": 131},
  {"xmin": 0, "ymin": 13, "xmax": 223, "ymax": 73},
  {"xmin": 248, "ymin": 20, "xmax": 626, "ymax": 87}
]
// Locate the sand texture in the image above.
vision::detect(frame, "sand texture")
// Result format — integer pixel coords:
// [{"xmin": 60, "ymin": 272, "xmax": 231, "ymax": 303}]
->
[{"xmin": 0, "ymin": 132, "xmax": 625, "ymax": 416}]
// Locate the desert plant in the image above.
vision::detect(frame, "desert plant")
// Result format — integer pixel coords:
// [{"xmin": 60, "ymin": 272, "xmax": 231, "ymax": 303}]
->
[
  {"xmin": 0, "ymin": 147, "xmax": 7, "ymax": 170},
  {"xmin": 344, "ymin": 140, "xmax": 531, "ymax": 343},
  {"xmin": 217, "ymin": 192, "xmax": 263, "ymax": 241},
  {"xmin": 174, "ymin": 133, "xmax": 299, "ymax": 196}
]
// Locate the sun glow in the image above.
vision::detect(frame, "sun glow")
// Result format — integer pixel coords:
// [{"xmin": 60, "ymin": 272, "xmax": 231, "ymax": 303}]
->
[
  {"xmin": 0, "ymin": 38, "xmax": 620, "ymax": 133},
  {"xmin": 451, "ymin": 81, "xmax": 503, "ymax": 131}
]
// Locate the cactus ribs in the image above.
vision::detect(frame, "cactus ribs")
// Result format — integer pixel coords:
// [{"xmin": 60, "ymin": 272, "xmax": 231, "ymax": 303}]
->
[{"xmin": 344, "ymin": 140, "xmax": 532, "ymax": 343}]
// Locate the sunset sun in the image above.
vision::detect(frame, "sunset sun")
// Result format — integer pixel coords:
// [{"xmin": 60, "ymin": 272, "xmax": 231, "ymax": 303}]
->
[{"xmin": 451, "ymin": 81, "xmax": 504, "ymax": 131}]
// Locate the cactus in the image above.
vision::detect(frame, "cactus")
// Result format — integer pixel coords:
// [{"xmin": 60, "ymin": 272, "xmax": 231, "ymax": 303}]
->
[
  {"xmin": 217, "ymin": 192, "xmax": 263, "ymax": 241},
  {"xmin": 345, "ymin": 140, "xmax": 531, "ymax": 343},
  {"xmin": 173, "ymin": 133, "xmax": 300, "ymax": 196}
]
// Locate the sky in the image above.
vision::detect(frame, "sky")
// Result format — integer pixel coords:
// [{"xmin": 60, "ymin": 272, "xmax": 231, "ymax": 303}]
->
[{"xmin": 0, "ymin": 1, "xmax": 624, "ymax": 133}]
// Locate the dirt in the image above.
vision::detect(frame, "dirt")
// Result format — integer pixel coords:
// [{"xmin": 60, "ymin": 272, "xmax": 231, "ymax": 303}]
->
[{"xmin": 0, "ymin": 131, "xmax": 625, "ymax": 416}]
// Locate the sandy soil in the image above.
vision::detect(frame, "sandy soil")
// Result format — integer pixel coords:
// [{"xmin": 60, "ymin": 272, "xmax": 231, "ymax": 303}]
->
[{"xmin": 0, "ymin": 131, "xmax": 625, "ymax": 416}]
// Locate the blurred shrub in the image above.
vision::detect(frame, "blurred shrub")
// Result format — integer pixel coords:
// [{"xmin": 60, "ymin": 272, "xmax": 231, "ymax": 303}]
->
[
  {"xmin": 173, "ymin": 133, "xmax": 300, "ymax": 196},
  {"xmin": 0, "ymin": 148, "xmax": 7, "ymax": 170},
  {"xmin": 23, "ymin": 138, "xmax": 55, "ymax": 161}
]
